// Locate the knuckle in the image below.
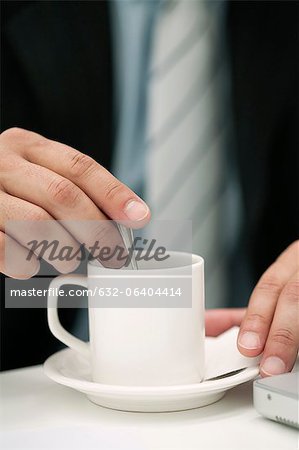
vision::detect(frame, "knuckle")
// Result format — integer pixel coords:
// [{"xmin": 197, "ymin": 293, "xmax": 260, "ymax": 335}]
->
[
  {"xmin": 244, "ymin": 313, "xmax": 269, "ymax": 330},
  {"xmin": 1, "ymin": 127, "xmax": 48, "ymax": 146},
  {"xmin": 283, "ymin": 281, "xmax": 299, "ymax": 303},
  {"xmin": 103, "ymin": 180, "xmax": 125, "ymax": 202},
  {"xmin": 47, "ymin": 177, "xmax": 80, "ymax": 205},
  {"xmin": 24, "ymin": 206, "xmax": 48, "ymax": 223},
  {"xmin": 270, "ymin": 328, "xmax": 297, "ymax": 347},
  {"xmin": 0, "ymin": 128, "xmax": 48, "ymax": 159},
  {"xmin": 1, "ymin": 127, "xmax": 29, "ymax": 141},
  {"xmin": 31, "ymin": 135, "xmax": 50, "ymax": 151},
  {"xmin": 69, "ymin": 152, "xmax": 96, "ymax": 179},
  {"xmin": 256, "ymin": 274, "xmax": 282, "ymax": 295}
]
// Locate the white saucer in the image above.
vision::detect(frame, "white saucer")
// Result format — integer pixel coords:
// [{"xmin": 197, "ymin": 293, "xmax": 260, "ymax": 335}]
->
[{"xmin": 44, "ymin": 330, "xmax": 259, "ymax": 412}]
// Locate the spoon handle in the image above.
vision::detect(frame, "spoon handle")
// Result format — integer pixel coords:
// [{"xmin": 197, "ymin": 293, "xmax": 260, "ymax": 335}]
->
[{"xmin": 116, "ymin": 224, "xmax": 138, "ymax": 270}]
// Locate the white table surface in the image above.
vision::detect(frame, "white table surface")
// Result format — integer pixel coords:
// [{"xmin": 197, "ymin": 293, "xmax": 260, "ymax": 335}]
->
[{"xmin": 0, "ymin": 365, "xmax": 298, "ymax": 450}]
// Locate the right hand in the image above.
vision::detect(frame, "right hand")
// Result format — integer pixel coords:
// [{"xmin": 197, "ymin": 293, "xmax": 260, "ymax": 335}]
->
[{"xmin": 0, "ymin": 128, "xmax": 150, "ymax": 278}]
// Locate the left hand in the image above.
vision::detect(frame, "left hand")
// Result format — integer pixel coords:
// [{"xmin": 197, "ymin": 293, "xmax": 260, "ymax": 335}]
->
[{"xmin": 205, "ymin": 240, "xmax": 299, "ymax": 377}]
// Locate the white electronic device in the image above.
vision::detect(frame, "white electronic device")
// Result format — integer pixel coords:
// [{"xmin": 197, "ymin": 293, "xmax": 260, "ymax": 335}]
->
[{"xmin": 254, "ymin": 371, "xmax": 299, "ymax": 429}]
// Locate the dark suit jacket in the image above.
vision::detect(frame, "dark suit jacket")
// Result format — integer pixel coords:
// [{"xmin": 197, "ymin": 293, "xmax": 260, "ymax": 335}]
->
[{"xmin": 1, "ymin": 0, "xmax": 298, "ymax": 370}]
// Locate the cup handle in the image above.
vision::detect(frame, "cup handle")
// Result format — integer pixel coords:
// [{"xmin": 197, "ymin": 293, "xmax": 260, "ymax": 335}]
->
[{"xmin": 47, "ymin": 274, "xmax": 90, "ymax": 358}]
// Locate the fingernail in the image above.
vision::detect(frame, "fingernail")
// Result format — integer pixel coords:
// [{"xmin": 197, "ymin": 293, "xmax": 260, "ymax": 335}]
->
[
  {"xmin": 238, "ymin": 331, "xmax": 261, "ymax": 349},
  {"xmin": 124, "ymin": 200, "xmax": 149, "ymax": 221},
  {"xmin": 32, "ymin": 266, "xmax": 40, "ymax": 276},
  {"xmin": 30, "ymin": 263, "xmax": 40, "ymax": 277},
  {"xmin": 18, "ymin": 264, "xmax": 40, "ymax": 279},
  {"xmin": 261, "ymin": 356, "xmax": 286, "ymax": 376}
]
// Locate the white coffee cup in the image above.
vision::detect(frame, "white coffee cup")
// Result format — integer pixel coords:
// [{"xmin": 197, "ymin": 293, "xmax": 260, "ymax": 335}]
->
[{"xmin": 47, "ymin": 252, "xmax": 205, "ymax": 386}]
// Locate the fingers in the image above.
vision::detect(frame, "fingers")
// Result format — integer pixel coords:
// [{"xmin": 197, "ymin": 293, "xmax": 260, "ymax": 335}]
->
[
  {"xmin": 1, "ymin": 157, "xmax": 107, "ymax": 222},
  {"xmin": 0, "ymin": 231, "xmax": 40, "ymax": 279},
  {"xmin": 0, "ymin": 128, "xmax": 149, "ymax": 269},
  {"xmin": 238, "ymin": 241, "xmax": 299, "ymax": 377},
  {"xmin": 3, "ymin": 128, "xmax": 150, "ymax": 227},
  {"xmin": 259, "ymin": 270, "xmax": 299, "ymax": 376},
  {"xmin": 0, "ymin": 191, "xmax": 81, "ymax": 274},
  {"xmin": 205, "ymin": 308, "xmax": 246, "ymax": 336},
  {"xmin": 1, "ymin": 163, "xmax": 128, "ymax": 268}
]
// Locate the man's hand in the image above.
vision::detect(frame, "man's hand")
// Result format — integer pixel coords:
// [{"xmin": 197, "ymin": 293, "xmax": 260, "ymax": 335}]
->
[
  {"xmin": 238, "ymin": 241, "xmax": 299, "ymax": 377},
  {"xmin": 205, "ymin": 240, "xmax": 299, "ymax": 377},
  {"xmin": 205, "ymin": 307, "xmax": 246, "ymax": 336},
  {"xmin": 0, "ymin": 128, "xmax": 150, "ymax": 278}
]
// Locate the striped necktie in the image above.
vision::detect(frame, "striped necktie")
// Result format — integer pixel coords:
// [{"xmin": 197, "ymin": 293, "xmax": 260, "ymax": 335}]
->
[{"xmin": 145, "ymin": 0, "xmax": 232, "ymax": 308}]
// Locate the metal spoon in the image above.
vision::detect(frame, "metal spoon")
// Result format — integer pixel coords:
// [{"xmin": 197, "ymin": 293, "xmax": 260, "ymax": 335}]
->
[{"xmin": 116, "ymin": 223, "xmax": 138, "ymax": 270}]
